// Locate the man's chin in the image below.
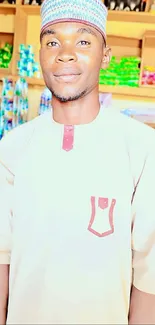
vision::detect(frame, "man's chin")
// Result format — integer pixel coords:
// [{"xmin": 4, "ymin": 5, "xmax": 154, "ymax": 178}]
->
[
  {"xmin": 50, "ymin": 88, "xmax": 87, "ymax": 103},
  {"xmin": 53, "ymin": 94, "xmax": 80, "ymax": 103}
]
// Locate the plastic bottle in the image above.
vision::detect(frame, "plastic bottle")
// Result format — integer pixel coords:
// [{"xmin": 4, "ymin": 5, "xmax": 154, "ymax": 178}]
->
[{"xmin": 39, "ymin": 88, "xmax": 52, "ymax": 115}]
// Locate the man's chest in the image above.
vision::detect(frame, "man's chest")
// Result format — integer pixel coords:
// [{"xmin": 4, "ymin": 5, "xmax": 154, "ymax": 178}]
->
[{"xmin": 12, "ymin": 135, "xmax": 133, "ymax": 251}]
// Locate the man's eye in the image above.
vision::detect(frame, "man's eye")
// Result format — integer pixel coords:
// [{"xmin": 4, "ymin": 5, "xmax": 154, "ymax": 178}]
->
[
  {"xmin": 47, "ymin": 42, "xmax": 59, "ymax": 47},
  {"xmin": 79, "ymin": 40, "xmax": 91, "ymax": 46}
]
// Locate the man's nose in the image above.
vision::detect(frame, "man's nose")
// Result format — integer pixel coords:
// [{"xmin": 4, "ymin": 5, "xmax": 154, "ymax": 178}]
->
[{"xmin": 56, "ymin": 47, "xmax": 77, "ymax": 63}]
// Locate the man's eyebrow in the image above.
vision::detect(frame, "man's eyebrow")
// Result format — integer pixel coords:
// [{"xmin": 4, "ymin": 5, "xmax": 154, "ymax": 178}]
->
[
  {"xmin": 77, "ymin": 27, "xmax": 97, "ymax": 37},
  {"xmin": 40, "ymin": 26, "xmax": 98, "ymax": 41},
  {"xmin": 41, "ymin": 29, "xmax": 56, "ymax": 40}
]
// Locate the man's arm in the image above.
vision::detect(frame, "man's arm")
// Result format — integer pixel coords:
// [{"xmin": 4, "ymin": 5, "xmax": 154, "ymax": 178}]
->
[
  {"xmin": 129, "ymin": 286, "xmax": 155, "ymax": 324},
  {"xmin": 0, "ymin": 265, "xmax": 9, "ymax": 325},
  {"xmin": 0, "ymin": 125, "xmax": 29, "ymax": 324},
  {"xmin": 0, "ymin": 163, "xmax": 13, "ymax": 325},
  {"xmin": 131, "ymin": 134, "xmax": 155, "ymax": 325}
]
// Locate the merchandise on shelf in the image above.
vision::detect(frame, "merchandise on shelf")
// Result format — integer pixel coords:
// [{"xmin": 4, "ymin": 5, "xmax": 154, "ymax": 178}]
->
[
  {"xmin": 39, "ymin": 87, "xmax": 52, "ymax": 115},
  {"xmin": 0, "ymin": 78, "xmax": 28, "ymax": 139},
  {"xmin": 13, "ymin": 78, "xmax": 29, "ymax": 127},
  {"xmin": 23, "ymin": 0, "xmax": 43, "ymax": 4},
  {"xmin": 141, "ymin": 66, "xmax": 155, "ymax": 86},
  {"xmin": 17, "ymin": 44, "xmax": 41, "ymax": 78},
  {"xmin": 104, "ymin": 0, "xmax": 145, "ymax": 11},
  {"xmin": 0, "ymin": 78, "xmax": 13, "ymax": 139},
  {"xmin": 0, "ymin": 0, "xmax": 16, "ymax": 3},
  {"xmin": 0, "ymin": 43, "xmax": 13, "ymax": 69},
  {"xmin": 99, "ymin": 56, "xmax": 141, "ymax": 87}
]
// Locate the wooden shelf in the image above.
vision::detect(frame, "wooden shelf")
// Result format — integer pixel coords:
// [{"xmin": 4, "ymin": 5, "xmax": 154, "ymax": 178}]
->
[
  {"xmin": 0, "ymin": 4, "xmax": 16, "ymax": 32},
  {"xmin": 0, "ymin": 73, "xmax": 44, "ymax": 86},
  {"xmin": 0, "ymin": 68, "xmax": 10, "ymax": 79},
  {"xmin": 12, "ymin": 75, "xmax": 44, "ymax": 86},
  {"xmin": 20, "ymin": 5, "xmax": 40, "ymax": 15},
  {"xmin": 0, "ymin": 3, "xmax": 16, "ymax": 14},
  {"xmin": 108, "ymin": 10, "xmax": 155, "ymax": 24},
  {"xmin": 0, "ymin": 4, "xmax": 16, "ymax": 8},
  {"xmin": 99, "ymin": 85, "xmax": 155, "ymax": 99}
]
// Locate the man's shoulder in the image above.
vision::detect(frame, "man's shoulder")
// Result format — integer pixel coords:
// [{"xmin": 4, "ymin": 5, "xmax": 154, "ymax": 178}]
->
[
  {"xmin": 114, "ymin": 110, "xmax": 155, "ymax": 178},
  {"xmin": 106, "ymin": 106, "xmax": 155, "ymax": 148},
  {"xmin": 103, "ymin": 107, "xmax": 155, "ymax": 176},
  {"xmin": 119, "ymin": 110, "xmax": 155, "ymax": 148},
  {"xmin": 0, "ymin": 112, "xmax": 51, "ymax": 174},
  {"xmin": 108, "ymin": 107, "xmax": 155, "ymax": 182}
]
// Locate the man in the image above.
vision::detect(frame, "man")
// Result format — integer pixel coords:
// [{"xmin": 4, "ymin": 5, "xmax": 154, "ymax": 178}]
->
[{"xmin": 0, "ymin": 0, "xmax": 155, "ymax": 324}]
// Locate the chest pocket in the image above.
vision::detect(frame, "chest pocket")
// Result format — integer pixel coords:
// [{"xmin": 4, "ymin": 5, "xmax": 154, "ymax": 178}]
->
[{"xmin": 88, "ymin": 196, "xmax": 116, "ymax": 237}]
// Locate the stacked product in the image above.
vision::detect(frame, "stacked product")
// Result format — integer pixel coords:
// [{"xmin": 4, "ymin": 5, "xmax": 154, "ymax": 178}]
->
[
  {"xmin": 13, "ymin": 78, "xmax": 29, "ymax": 127},
  {"xmin": 0, "ymin": 43, "xmax": 13, "ymax": 69},
  {"xmin": 39, "ymin": 88, "xmax": 52, "ymax": 115},
  {"xmin": 104, "ymin": 0, "xmax": 146, "ymax": 11},
  {"xmin": 99, "ymin": 56, "xmax": 141, "ymax": 87},
  {"xmin": 0, "ymin": 78, "xmax": 28, "ymax": 139},
  {"xmin": 0, "ymin": 1, "xmax": 16, "ymax": 3},
  {"xmin": 17, "ymin": 44, "xmax": 40, "ymax": 78},
  {"xmin": 0, "ymin": 78, "xmax": 14, "ymax": 139},
  {"xmin": 23, "ymin": 0, "xmax": 43, "ymax": 4},
  {"xmin": 141, "ymin": 66, "xmax": 155, "ymax": 86}
]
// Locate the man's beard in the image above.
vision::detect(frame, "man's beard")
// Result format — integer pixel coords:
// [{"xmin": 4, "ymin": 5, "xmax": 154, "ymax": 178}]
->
[{"xmin": 48, "ymin": 87, "xmax": 87, "ymax": 103}]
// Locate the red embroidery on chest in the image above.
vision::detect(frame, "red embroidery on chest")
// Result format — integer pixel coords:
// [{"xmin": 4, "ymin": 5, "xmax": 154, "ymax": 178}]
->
[
  {"xmin": 88, "ymin": 196, "xmax": 116, "ymax": 237},
  {"xmin": 62, "ymin": 125, "xmax": 74, "ymax": 151}
]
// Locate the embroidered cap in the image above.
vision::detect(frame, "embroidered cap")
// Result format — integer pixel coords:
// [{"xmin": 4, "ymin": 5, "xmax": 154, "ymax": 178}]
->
[{"xmin": 40, "ymin": 0, "xmax": 107, "ymax": 41}]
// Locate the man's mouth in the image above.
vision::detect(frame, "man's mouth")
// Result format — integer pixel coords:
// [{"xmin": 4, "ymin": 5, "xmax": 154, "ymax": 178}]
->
[
  {"xmin": 54, "ymin": 73, "xmax": 81, "ymax": 82},
  {"xmin": 53, "ymin": 68, "xmax": 82, "ymax": 83}
]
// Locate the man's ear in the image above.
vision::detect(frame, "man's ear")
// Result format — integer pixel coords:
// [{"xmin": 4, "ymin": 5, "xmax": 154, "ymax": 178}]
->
[{"xmin": 101, "ymin": 46, "xmax": 112, "ymax": 69}]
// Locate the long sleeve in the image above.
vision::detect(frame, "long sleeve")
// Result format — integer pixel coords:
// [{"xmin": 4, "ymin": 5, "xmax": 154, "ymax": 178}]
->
[
  {"xmin": 132, "ymin": 137, "xmax": 155, "ymax": 294},
  {"xmin": 0, "ymin": 161, "xmax": 14, "ymax": 264},
  {"xmin": 0, "ymin": 119, "xmax": 37, "ymax": 265}
]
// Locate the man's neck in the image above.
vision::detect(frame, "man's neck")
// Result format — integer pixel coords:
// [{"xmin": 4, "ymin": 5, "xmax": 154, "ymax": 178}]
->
[{"xmin": 52, "ymin": 88, "xmax": 100, "ymax": 125}]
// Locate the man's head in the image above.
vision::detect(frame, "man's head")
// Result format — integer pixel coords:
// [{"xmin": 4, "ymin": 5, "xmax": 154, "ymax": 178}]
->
[{"xmin": 40, "ymin": 0, "xmax": 111, "ymax": 103}]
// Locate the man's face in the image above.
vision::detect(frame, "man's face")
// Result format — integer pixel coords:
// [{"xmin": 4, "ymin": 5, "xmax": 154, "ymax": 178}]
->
[{"xmin": 40, "ymin": 22, "xmax": 109, "ymax": 102}]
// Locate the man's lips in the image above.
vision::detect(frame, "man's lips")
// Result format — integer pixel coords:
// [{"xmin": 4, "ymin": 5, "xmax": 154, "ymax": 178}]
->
[
  {"xmin": 54, "ymin": 72, "xmax": 81, "ymax": 82},
  {"xmin": 54, "ymin": 67, "xmax": 81, "ymax": 76}
]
